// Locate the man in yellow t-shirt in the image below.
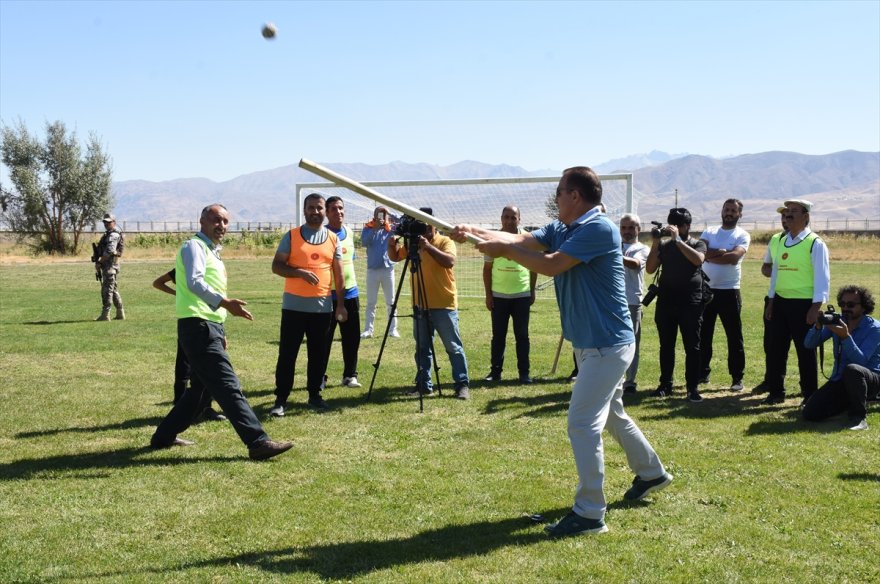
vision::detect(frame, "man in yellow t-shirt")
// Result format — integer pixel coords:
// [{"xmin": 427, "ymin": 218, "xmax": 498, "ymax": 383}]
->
[{"xmin": 388, "ymin": 207, "xmax": 470, "ymax": 399}]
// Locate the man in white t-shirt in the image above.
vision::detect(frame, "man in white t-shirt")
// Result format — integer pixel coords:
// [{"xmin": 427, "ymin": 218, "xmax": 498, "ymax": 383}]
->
[
  {"xmin": 699, "ymin": 198, "xmax": 751, "ymax": 391},
  {"xmin": 620, "ymin": 214, "xmax": 650, "ymax": 394}
]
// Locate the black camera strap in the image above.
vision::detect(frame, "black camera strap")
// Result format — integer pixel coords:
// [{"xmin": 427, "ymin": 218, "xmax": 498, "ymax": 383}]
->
[{"xmin": 818, "ymin": 333, "xmax": 842, "ymax": 382}]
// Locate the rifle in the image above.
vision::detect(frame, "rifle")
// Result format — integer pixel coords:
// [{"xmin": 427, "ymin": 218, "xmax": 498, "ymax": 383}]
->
[{"xmin": 91, "ymin": 243, "xmax": 102, "ymax": 283}]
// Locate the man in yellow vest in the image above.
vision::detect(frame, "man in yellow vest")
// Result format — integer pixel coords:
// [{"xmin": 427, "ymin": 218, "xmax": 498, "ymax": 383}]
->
[
  {"xmin": 483, "ymin": 205, "xmax": 536, "ymax": 384},
  {"xmin": 270, "ymin": 193, "xmax": 347, "ymax": 415},
  {"xmin": 150, "ymin": 204, "xmax": 293, "ymax": 460},
  {"xmin": 325, "ymin": 196, "xmax": 362, "ymax": 388},
  {"xmin": 763, "ymin": 199, "xmax": 830, "ymax": 405},
  {"xmin": 753, "ymin": 207, "xmax": 789, "ymax": 394}
]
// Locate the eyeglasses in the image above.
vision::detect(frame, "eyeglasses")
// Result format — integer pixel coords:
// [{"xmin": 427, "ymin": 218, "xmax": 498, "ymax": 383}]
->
[
  {"xmin": 555, "ymin": 188, "xmax": 574, "ymax": 198},
  {"xmin": 839, "ymin": 301, "xmax": 861, "ymax": 309}
]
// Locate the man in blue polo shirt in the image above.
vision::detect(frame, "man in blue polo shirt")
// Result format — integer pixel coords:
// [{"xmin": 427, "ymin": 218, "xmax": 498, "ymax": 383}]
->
[{"xmin": 452, "ymin": 166, "xmax": 672, "ymax": 537}]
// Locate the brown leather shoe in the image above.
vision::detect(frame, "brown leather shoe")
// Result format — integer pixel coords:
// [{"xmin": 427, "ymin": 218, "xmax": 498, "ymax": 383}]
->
[
  {"xmin": 249, "ymin": 439, "xmax": 293, "ymax": 461},
  {"xmin": 150, "ymin": 436, "xmax": 195, "ymax": 449}
]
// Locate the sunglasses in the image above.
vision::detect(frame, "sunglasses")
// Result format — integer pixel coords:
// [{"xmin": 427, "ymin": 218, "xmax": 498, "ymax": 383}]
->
[{"xmin": 838, "ymin": 301, "xmax": 861, "ymax": 309}]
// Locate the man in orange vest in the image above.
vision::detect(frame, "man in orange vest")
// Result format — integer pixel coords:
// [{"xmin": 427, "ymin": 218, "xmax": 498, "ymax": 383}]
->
[{"xmin": 270, "ymin": 193, "xmax": 347, "ymax": 414}]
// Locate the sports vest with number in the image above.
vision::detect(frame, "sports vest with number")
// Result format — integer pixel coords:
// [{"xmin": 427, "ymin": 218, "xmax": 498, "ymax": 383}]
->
[
  {"xmin": 492, "ymin": 257, "xmax": 530, "ymax": 296},
  {"xmin": 284, "ymin": 227, "xmax": 338, "ymax": 298},
  {"xmin": 176, "ymin": 236, "xmax": 227, "ymax": 323},
  {"xmin": 775, "ymin": 231, "xmax": 819, "ymax": 299}
]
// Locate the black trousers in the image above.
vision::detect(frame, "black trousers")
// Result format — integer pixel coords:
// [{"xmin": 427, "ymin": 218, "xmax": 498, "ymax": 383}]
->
[
  {"xmin": 327, "ymin": 296, "xmax": 361, "ymax": 379},
  {"xmin": 802, "ymin": 364, "xmax": 880, "ymax": 422},
  {"xmin": 760, "ymin": 296, "xmax": 788, "ymax": 384},
  {"xmin": 173, "ymin": 341, "xmax": 213, "ymax": 413},
  {"xmin": 700, "ymin": 289, "xmax": 745, "ymax": 382},
  {"xmin": 655, "ymin": 299, "xmax": 703, "ymax": 391},
  {"xmin": 489, "ymin": 296, "xmax": 531, "ymax": 377},
  {"xmin": 766, "ymin": 296, "xmax": 817, "ymax": 397},
  {"xmin": 274, "ymin": 309, "xmax": 334, "ymax": 404},
  {"xmin": 153, "ymin": 318, "xmax": 269, "ymax": 448}
]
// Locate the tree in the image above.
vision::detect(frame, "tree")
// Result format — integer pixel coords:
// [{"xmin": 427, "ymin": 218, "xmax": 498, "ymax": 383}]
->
[{"xmin": 1, "ymin": 120, "xmax": 113, "ymax": 254}]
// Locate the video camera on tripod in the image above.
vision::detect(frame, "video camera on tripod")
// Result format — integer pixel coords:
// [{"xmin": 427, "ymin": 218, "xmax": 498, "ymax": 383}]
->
[{"xmin": 395, "ymin": 214, "xmax": 429, "ymax": 239}]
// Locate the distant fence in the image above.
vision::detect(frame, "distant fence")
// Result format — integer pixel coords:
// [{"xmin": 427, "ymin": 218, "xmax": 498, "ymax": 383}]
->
[
  {"xmin": 1, "ymin": 217, "xmax": 879, "ymax": 235},
  {"xmin": 89, "ymin": 217, "xmax": 880, "ymax": 233}
]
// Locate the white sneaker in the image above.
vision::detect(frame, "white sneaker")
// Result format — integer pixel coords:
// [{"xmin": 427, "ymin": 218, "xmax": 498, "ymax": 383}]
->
[
  {"xmin": 269, "ymin": 405, "xmax": 285, "ymax": 417},
  {"xmin": 848, "ymin": 418, "xmax": 868, "ymax": 431},
  {"xmin": 342, "ymin": 376, "xmax": 363, "ymax": 388},
  {"xmin": 360, "ymin": 331, "xmax": 373, "ymax": 339},
  {"xmin": 390, "ymin": 330, "xmax": 400, "ymax": 338}
]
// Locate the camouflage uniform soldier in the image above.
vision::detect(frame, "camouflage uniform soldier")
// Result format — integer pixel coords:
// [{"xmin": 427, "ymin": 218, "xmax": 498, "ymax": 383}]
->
[{"xmin": 95, "ymin": 213, "xmax": 125, "ymax": 321}]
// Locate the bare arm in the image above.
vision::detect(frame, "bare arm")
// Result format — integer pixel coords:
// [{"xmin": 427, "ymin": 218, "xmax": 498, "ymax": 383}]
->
[
  {"xmin": 646, "ymin": 238, "xmax": 661, "ymax": 274},
  {"xmin": 482, "ymin": 261, "xmax": 493, "ymax": 311},
  {"xmin": 451, "ymin": 225, "xmax": 545, "ymax": 251},
  {"xmin": 152, "ymin": 272, "xmax": 175, "ymax": 296},
  {"xmin": 479, "ymin": 240, "xmax": 579, "ymax": 277},
  {"xmin": 419, "ymin": 236, "xmax": 455, "ymax": 269},
  {"xmin": 666, "ymin": 226, "xmax": 704, "ymax": 267},
  {"xmin": 622, "ymin": 256, "xmax": 642, "ymax": 270},
  {"xmin": 332, "ymin": 258, "xmax": 348, "ymax": 322},
  {"xmin": 704, "ymin": 245, "xmax": 747, "ymax": 265},
  {"xmin": 272, "ymin": 252, "xmax": 319, "ymax": 285},
  {"xmin": 529, "ymin": 270, "xmax": 537, "ymax": 305},
  {"xmin": 388, "ymin": 236, "xmax": 406, "ymax": 262}
]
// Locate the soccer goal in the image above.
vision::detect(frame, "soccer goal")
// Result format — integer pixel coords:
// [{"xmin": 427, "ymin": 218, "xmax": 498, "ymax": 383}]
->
[{"xmin": 295, "ymin": 173, "xmax": 635, "ymax": 299}]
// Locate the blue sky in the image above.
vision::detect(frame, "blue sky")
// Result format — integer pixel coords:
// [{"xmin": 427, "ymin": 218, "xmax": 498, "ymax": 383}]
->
[{"xmin": 1, "ymin": 0, "xmax": 878, "ymax": 182}]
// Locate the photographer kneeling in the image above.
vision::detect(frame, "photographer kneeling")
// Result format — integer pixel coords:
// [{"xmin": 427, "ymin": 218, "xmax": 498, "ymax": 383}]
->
[{"xmin": 802, "ymin": 285, "xmax": 880, "ymax": 430}]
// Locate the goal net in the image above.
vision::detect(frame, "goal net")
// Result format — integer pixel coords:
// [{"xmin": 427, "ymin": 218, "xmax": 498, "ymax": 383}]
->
[{"xmin": 295, "ymin": 173, "xmax": 635, "ymax": 300}]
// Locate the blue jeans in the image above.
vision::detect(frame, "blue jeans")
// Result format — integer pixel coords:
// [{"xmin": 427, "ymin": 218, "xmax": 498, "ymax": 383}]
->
[{"xmin": 413, "ymin": 308, "xmax": 469, "ymax": 390}]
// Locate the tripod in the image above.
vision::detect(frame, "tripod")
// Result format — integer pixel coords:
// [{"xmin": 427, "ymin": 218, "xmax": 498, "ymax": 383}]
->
[{"xmin": 368, "ymin": 234, "xmax": 443, "ymax": 412}]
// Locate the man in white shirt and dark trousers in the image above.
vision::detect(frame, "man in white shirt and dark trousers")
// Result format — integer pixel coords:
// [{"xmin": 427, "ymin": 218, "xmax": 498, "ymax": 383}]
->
[
  {"xmin": 619, "ymin": 214, "xmax": 650, "ymax": 394},
  {"xmin": 764, "ymin": 199, "xmax": 831, "ymax": 405},
  {"xmin": 699, "ymin": 199, "xmax": 751, "ymax": 392}
]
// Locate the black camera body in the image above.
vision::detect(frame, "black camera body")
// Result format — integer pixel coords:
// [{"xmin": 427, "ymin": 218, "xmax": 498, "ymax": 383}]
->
[
  {"xmin": 818, "ymin": 304, "xmax": 843, "ymax": 326},
  {"xmin": 650, "ymin": 221, "xmax": 673, "ymax": 239},
  {"xmin": 642, "ymin": 283, "xmax": 660, "ymax": 307},
  {"xmin": 395, "ymin": 215, "xmax": 428, "ymax": 238}
]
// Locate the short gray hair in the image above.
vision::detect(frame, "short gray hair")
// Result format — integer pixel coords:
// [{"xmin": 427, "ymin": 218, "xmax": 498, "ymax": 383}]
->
[{"xmin": 620, "ymin": 213, "xmax": 641, "ymax": 226}]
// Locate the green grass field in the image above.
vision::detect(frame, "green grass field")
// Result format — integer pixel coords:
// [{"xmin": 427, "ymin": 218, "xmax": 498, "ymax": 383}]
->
[{"xmin": 1, "ymin": 257, "xmax": 878, "ymax": 583}]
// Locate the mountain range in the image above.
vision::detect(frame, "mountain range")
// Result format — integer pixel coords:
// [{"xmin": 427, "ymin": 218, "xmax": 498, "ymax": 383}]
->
[{"xmin": 111, "ymin": 150, "xmax": 879, "ymax": 226}]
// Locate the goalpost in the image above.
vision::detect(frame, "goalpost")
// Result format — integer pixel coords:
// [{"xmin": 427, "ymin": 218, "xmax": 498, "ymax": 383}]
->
[{"xmin": 295, "ymin": 173, "xmax": 635, "ymax": 300}]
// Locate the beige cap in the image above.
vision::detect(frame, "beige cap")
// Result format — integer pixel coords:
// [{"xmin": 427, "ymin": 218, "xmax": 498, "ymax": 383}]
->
[{"xmin": 783, "ymin": 199, "xmax": 813, "ymax": 213}]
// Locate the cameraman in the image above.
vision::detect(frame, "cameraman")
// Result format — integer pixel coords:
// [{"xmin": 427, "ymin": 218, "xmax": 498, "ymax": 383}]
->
[
  {"xmin": 645, "ymin": 208, "xmax": 707, "ymax": 402},
  {"xmin": 802, "ymin": 286, "xmax": 880, "ymax": 430},
  {"xmin": 388, "ymin": 208, "xmax": 471, "ymax": 399}
]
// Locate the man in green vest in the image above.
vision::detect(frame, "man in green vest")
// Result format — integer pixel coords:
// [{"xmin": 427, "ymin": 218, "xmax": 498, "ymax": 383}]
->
[
  {"xmin": 763, "ymin": 199, "xmax": 830, "ymax": 405},
  {"xmin": 483, "ymin": 205, "xmax": 536, "ymax": 384},
  {"xmin": 325, "ymin": 196, "xmax": 362, "ymax": 388},
  {"xmin": 150, "ymin": 204, "xmax": 293, "ymax": 460},
  {"xmin": 753, "ymin": 207, "xmax": 789, "ymax": 394}
]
